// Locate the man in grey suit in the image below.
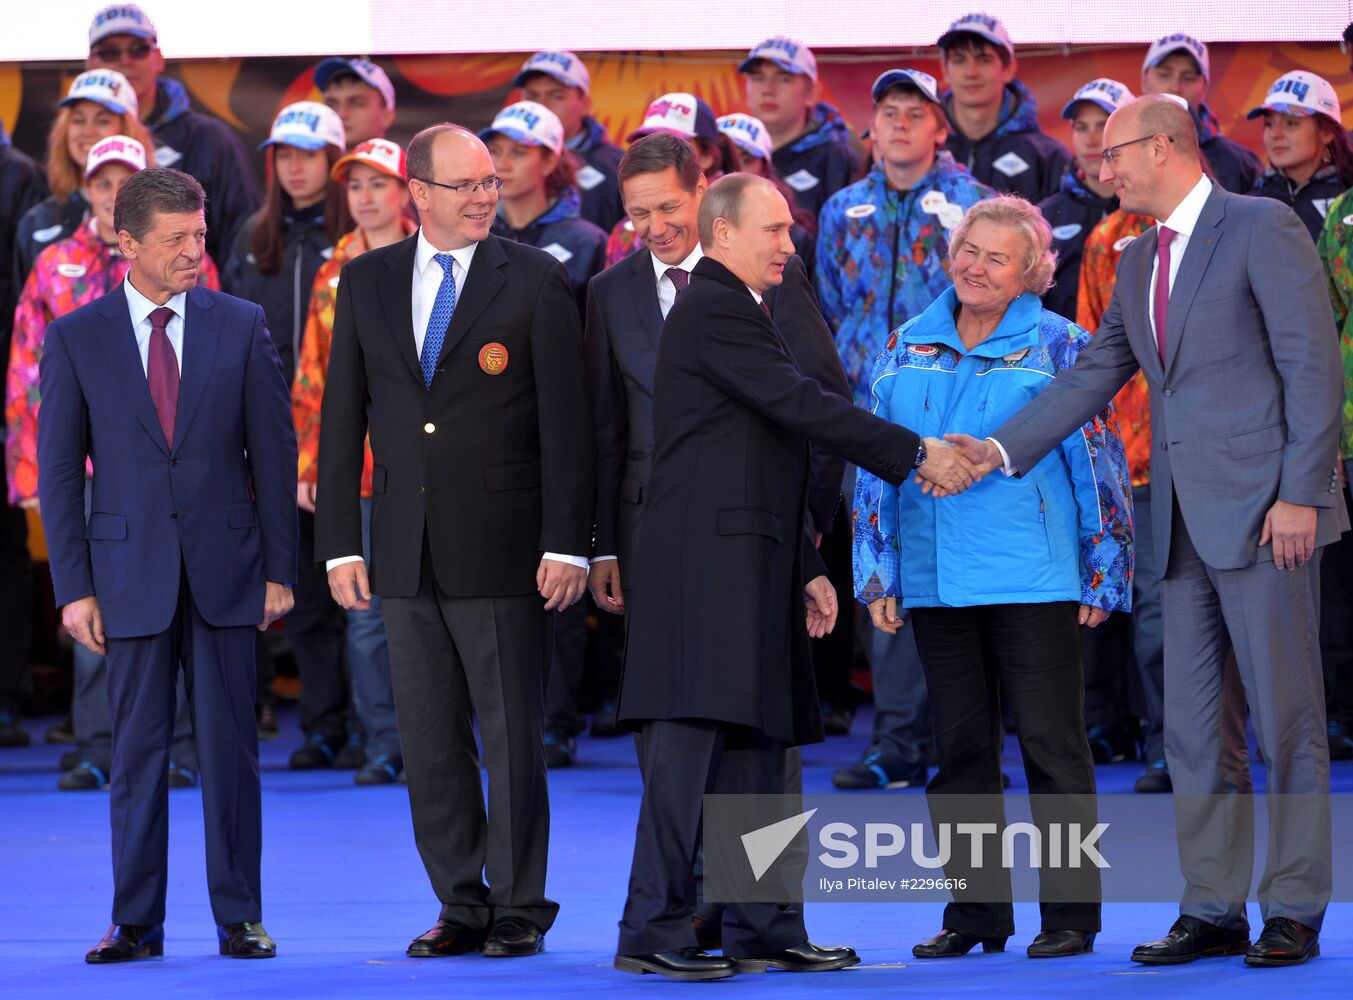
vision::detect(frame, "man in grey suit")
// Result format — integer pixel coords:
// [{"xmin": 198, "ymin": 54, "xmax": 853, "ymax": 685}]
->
[{"xmin": 951, "ymin": 95, "xmax": 1343, "ymax": 967}]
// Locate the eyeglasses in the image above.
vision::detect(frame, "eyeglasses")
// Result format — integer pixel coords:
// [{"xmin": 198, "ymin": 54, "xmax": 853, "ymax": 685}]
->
[
  {"xmin": 415, "ymin": 176, "xmax": 503, "ymax": 194},
  {"xmin": 1100, "ymin": 133, "xmax": 1173, "ymax": 164},
  {"xmin": 90, "ymin": 41, "xmax": 156, "ymax": 62}
]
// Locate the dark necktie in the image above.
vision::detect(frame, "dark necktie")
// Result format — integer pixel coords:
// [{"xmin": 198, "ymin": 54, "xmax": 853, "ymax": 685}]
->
[
  {"xmin": 1153, "ymin": 225, "xmax": 1175, "ymax": 363},
  {"xmin": 146, "ymin": 305, "xmax": 180, "ymax": 446},
  {"xmin": 665, "ymin": 267, "xmax": 689, "ymax": 299},
  {"xmin": 758, "ymin": 298, "xmax": 771, "ymax": 318}
]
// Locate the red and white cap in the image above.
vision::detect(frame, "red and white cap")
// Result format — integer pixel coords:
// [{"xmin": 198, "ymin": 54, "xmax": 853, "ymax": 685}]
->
[
  {"xmin": 331, "ymin": 138, "xmax": 407, "ymax": 182},
  {"xmin": 84, "ymin": 133, "xmax": 147, "ymax": 177}
]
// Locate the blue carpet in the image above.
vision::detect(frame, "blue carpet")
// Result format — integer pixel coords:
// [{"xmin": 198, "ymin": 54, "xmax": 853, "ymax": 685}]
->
[{"xmin": 3, "ymin": 707, "xmax": 1350, "ymax": 999}]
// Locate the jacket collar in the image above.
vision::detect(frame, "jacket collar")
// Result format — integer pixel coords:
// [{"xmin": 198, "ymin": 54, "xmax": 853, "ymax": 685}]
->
[{"xmin": 903, "ymin": 286, "xmax": 1043, "ymax": 359}]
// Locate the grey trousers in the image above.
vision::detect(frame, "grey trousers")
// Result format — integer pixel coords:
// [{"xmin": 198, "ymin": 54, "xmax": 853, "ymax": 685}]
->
[{"xmin": 1163, "ymin": 505, "xmax": 1331, "ymax": 931}]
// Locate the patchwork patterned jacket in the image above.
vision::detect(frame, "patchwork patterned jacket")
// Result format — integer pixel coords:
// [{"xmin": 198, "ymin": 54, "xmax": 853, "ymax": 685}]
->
[{"xmin": 1315, "ymin": 189, "xmax": 1353, "ymax": 454}]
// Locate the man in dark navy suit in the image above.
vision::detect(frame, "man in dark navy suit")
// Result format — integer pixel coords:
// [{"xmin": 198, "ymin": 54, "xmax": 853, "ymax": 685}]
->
[{"xmin": 38, "ymin": 168, "xmax": 297, "ymax": 964}]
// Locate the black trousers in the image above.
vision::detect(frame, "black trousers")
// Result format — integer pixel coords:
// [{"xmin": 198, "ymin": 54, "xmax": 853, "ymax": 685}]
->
[
  {"xmin": 104, "ymin": 569, "xmax": 261, "ymax": 926},
  {"xmin": 910, "ymin": 601, "xmax": 1101, "ymax": 937},
  {"xmin": 809, "ymin": 501, "xmax": 855, "ymax": 706},
  {"xmin": 380, "ymin": 539, "xmax": 557, "ymax": 931},
  {"xmin": 0, "ymin": 506, "xmax": 32, "ymax": 713},
  {"xmin": 618, "ymin": 719, "xmax": 807, "ymax": 958},
  {"xmin": 544, "ymin": 602, "xmax": 622, "ymax": 734},
  {"xmin": 289, "ymin": 511, "xmax": 348, "ymax": 740}
]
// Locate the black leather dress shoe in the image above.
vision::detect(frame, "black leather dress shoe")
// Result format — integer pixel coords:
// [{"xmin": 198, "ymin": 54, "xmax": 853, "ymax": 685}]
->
[
  {"xmin": 1131, "ymin": 915, "xmax": 1250, "ymax": 964},
  {"xmin": 1027, "ymin": 929, "xmax": 1095, "ymax": 958},
  {"xmin": 736, "ymin": 941, "xmax": 860, "ymax": 973},
  {"xmin": 615, "ymin": 948, "xmax": 738, "ymax": 980},
  {"xmin": 86, "ymin": 924, "xmax": 164, "ymax": 963},
  {"xmin": 217, "ymin": 922, "xmax": 276, "ymax": 958},
  {"xmin": 913, "ymin": 928, "xmax": 1007, "ymax": 958},
  {"xmin": 482, "ymin": 916, "xmax": 544, "ymax": 957},
  {"xmin": 1245, "ymin": 917, "xmax": 1319, "ymax": 966},
  {"xmin": 406, "ymin": 918, "xmax": 488, "ymax": 957}
]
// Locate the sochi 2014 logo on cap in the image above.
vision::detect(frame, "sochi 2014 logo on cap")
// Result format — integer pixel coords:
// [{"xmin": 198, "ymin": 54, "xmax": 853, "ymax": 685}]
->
[
  {"xmin": 951, "ymin": 12, "xmax": 1000, "ymax": 33},
  {"xmin": 1153, "ymin": 33, "xmax": 1205, "ymax": 61},
  {"xmin": 93, "ymin": 6, "xmax": 151, "ymax": 31},
  {"xmin": 277, "ymin": 107, "xmax": 321, "ymax": 131},
  {"xmin": 501, "ymin": 104, "xmax": 541, "ymax": 130},
  {"xmin": 532, "ymin": 51, "xmax": 577, "ymax": 74}
]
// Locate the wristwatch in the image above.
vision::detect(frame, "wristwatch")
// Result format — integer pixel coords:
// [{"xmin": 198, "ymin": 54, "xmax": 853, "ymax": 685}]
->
[{"xmin": 912, "ymin": 443, "xmax": 927, "ymax": 469}]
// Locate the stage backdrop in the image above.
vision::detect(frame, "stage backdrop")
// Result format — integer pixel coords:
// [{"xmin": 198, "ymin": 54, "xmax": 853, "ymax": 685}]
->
[{"xmin": 2, "ymin": 42, "xmax": 1350, "ymax": 172}]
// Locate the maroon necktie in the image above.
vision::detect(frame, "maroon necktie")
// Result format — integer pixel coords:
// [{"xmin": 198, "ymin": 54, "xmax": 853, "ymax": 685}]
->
[
  {"xmin": 1153, "ymin": 225, "xmax": 1175, "ymax": 363},
  {"xmin": 665, "ymin": 267, "xmax": 689, "ymax": 298},
  {"xmin": 147, "ymin": 305, "xmax": 180, "ymax": 446},
  {"xmin": 758, "ymin": 298, "xmax": 771, "ymax": 318}
]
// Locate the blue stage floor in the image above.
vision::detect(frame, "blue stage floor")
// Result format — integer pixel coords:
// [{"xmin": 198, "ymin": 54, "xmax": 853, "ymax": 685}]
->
[{"xmin": 3, "ymin": 706, "xmax": 1351, "ymax": 999}]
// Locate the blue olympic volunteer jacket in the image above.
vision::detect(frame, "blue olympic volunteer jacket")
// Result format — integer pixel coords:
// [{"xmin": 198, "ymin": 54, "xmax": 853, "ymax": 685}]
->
[
  {"xmin": 816, "ymin": 155, "xmax": 994, "ymax": 405},
  {"xmin": 14, "ymin": 192, "xmax": 88, "ymax": 291},
  {"xmin": 772, "ymin": 101, "xmax": 860, "ymax": 219},
  {"xmin": 852, "ymin": 287, "xmax": 1133, "ymax": 612},
  {"xmin": 491, "ymin": 186, "xmax": 607, "ymax": 313},
  {"xmin": 1251, "ymin": 164, "xmax": 1348, "ymax": 242},
  {"xmin": 567, "ymin": 116, "xmax": 625, "ymax": 232},
  {"xmin": 1037, "ymin": 168, "xmax": 1116, "ymax": 322},
  {"xmin": 1195, "ymin": 104, "xmax": 1262, "ymax": 195},
  {"xmin": 944, "ymin": 80, "xmax": 1072, "ymax": 202}
]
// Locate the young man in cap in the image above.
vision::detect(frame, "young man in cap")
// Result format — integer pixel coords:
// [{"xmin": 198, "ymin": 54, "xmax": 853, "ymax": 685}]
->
[
  {"xmin": 817, "ymin": 69, "xmax": 992, "ymax": 791},
  {"xmin": 516, "ymin": 51, "xmax": 625, "ymax": 232},
  {"xmin": 1139, "ymin": 33, "xmax": 1261, "ymax": 193},
  {"xmin": 315, "ymin": 56, "xmax": 396, "ymax": 148},
  {"xmin": 1038, "ymin": 78, "xmax": 1134, "ymax": 321},
  {"xmin": 85, "ymin": 2, "xmax": 259, "ymax": 263},
  {"xmin": 739, "ymin": 36, "xmax": 858, "ymax": 219},
  {"xmin": 937, "ymin": 12, "xmax": 1071, "ymax": 202}
]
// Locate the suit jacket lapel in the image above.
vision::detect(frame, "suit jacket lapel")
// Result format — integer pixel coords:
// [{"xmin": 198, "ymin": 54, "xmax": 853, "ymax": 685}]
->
[
  {"xmin": 376, "ymin": 235, "xmax": 423, "ymax": 385},
  {"xmin": 94, "ymin": 289, "xmax": 170, "ymax": 456},
  {"xmin": 1163, "ymin": 187, "xmax": 1226, "ymax": 378},
  {"xmin": 1125, "ymin": 239, "xmax": 1162, "ymax": 378},
  {"xmin": 171, "ymin": 286, "xmax": 220, "ymax": 451},
  {"xmin": 624, "ymin": 249, "xmax": 663, "ymax": 352},
  {"xmin": 437, "ymin": 235, "xmax": 508, "ymax": 364}
]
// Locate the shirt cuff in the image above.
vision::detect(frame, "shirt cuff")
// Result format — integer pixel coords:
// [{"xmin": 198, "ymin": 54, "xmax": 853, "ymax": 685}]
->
[
  {"xmin": 590, "ymin": 555, "xmax": 617, "ymax": 564},
  {"xmin": 543, "ymin": 552, "xmax": 590, "ymax": 570},
  {"xmin": 325, "ymin": 555, "xmax": 365, "ymax": 572},
  {"xmin": 987, "ymin": 437, "xmax": 1017, "ymax": 477}
]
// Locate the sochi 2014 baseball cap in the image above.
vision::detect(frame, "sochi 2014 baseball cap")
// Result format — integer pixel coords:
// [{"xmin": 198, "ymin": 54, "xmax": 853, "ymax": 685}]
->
[
  {"xmin": 314, "ymin": 57, "xmax": 397, "ymax": 110},
  {"xmin": 83, "ymin": 134, "xmax": 147, "ymax": 178},
  {"xmin": 1061, "ymin": 78, "xmax": 1135, "ymax": 119},
  {"xmin": 717, "ymin": 113, "xmax": 773, "ymax": 160},
  {"xmin": 478, "ymin": 101, "xmax": 565, "ymax": 156},
  {"xmin": 259, "ymin": 101, "xmax": 346, "ymax": 152},
  {"xmin": 1246, "ymin": 70, "xmax": 1342, "ymax": 124},
  {"xmin": 626, "ymin": 92, "xmax": 720, "ymax": 144},
  {"xmin": 331, "ymin": 137, "xmax": 407, "ymax": 182},
  {"xmin": 512, "ymin": 51, "xmax": 591, "ymax": 95},
  {"xmin": 737, "ymin": 37, "xmax": 817, "ymax": 81},
  {"xmin": 60, "ymin": 69, "xmax": 138, "ymax": 118},
  {"xmin": 89, "ymin": 4, "xmax": 156, "ymax": 46},
  {"xmin": 1142, "ymin": 33, "xmax": 1210, "ymax": 80},
  {"xmin": 871, "ymin": 68, "xmax": 942, "ymax": 105},
  {"xmin": 938, "ymin": 13, "xmax": 1014, "ymax": 58}
]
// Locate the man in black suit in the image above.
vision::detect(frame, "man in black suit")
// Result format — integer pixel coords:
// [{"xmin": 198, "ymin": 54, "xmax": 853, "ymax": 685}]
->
[
  {"xmin": 612, "ymin": 174, "xmax": 979, "ymax": 981},
  {"xmin": 316, "ymin": 124, "xmax": 594, "ymax": 959}
]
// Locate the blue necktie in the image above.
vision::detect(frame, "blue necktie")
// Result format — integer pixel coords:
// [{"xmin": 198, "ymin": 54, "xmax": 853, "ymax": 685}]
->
[{"xmin": 420, "ymin": 253, "xmax": 457, "ymax": 388}]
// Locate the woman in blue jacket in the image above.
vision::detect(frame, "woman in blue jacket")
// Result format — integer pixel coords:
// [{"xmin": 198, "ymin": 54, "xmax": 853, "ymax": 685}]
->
[{"xmin": 853, "ymin": 196, "xmax": 1133, "ymax": 961}]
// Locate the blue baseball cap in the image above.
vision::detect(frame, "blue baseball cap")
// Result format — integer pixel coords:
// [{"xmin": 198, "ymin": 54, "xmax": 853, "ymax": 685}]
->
[
  {"xmin": 938, "ymin": 13, "xmax": 1014, "ymax": 58},
  {"xmin": 478, "ymin": 101, "xmax": 565, "ymax": 156},
  {"xmin": 1061, "ymin": 78, "xmax": 1135, "ymax": 119},
  {"xmin": 60, "ymin": 70, "xmax": 138, "ymax": 118},
  {"xmin": 512, "ymin": 51, "xmax": 591, "ymax": 95},
  {"xmin": 871, "ymin": 68, "xmax": 941, "ymax": 106},
  {"xmin": 738, "ymin": 37, "xmax": 818, "ymax": 82},
  {"xmin": 314, "ymin": 57, "xmax": 396, "ymax": 110}
]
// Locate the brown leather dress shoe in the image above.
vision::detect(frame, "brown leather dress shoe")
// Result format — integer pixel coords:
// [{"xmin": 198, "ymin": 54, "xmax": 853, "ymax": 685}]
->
[
  {"xmin": 406, "ymin": 918, "xmax": 488, "ymax": 957},
  {"xmin": 1245, "ymin": 917, "xmax": 1319, "ymax": 967},
  {"xmin": 86, "ymin": 924, "xmax": 164, "ymax": 963}
]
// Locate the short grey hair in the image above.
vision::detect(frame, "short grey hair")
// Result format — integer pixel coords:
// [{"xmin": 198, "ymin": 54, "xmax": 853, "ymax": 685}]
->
[
  {"xmin": 946, "ymin": 195, "xmax": 1057, "ymax": 296},
  {"xmin": 697, "ymin": 172, "xmax": 776, "ymax": 247},
  {"xmin": 407, "ymin": 122, "xmax": 479, "ymax": 184},
  {"xmin": 113, "ymin": 168, "xmax": 206, "ymax": 241}
]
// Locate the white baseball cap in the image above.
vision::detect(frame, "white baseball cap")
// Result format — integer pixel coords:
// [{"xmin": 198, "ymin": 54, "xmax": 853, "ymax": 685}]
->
[
  {"xmin": 717, "ymin": 113, "xmax": 772, "ymax": 160},
  {"xmin": 478, "ymin": 101, "xmax": 564, "ymax": 156},
  {"xmin": 1061, "ymin": 78, "xmax": 1135, "ymax": 119},
  {"xmin": 513, "ymin": 51, "xmax": 591, "ymax": 95},
  {"xmin": 60, "ymin": 69, "xmax": 138, "ymax": 118},
  {"xmin": 89, "ymin": 4, "xmax": 156, "ymax": 46},
  {"xmin": 83, "ymin": 134, "xmax": 147, "ymax": 178},
  {"xmin": 1246, "ymin": 70, "xmax": 1342, "ymax": 125},
  {"xmin": 871, "ymin": 68, "xmax": 942, "ymax": 106},
  {"xmin": 313, "ymin": 57, "xmax": 396, "ymax": 110},
  {"xmin": 1143, "ymin": 33, "xmax": 1210, "ymax": 80},
  {"xmin": 938, "ymin": 13, "xmax": 1014, "ymax": 58},
  {"xmin": 626, "ymin": 92, "xmax": 720, "ymax": 144},
  {"xmin": 331, "ymin": 138, "xmax": 406, "ymax": 182},
  {"xmin": 259, "ymin": 101, "xmax": 345, "ymax": 152},
  {"xmin": 738, "ymin": 37, "xmax": 818, "ymax": 82}
]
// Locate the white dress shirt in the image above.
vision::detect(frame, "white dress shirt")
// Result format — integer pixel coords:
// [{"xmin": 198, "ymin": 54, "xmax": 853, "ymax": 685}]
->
[
  {"xmin": 124, "ymin": 276, "xmax": 186, "ymax": 376},
  {"xmin": 327, "ymin": 229, "xmax": 586, "ymax": 573},
  {"xmin": 989, "ymin": 176, "xmax": 1214, "ymax": 476},
  {"xmin": 652, "ymin": 243, "xmax": 703, "ymax": 320}
]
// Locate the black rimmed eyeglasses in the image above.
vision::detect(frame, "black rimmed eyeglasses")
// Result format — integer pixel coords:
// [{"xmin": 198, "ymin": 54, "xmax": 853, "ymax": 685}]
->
[
  {"xmin": 414, "ymin": 176, "xmax": 504, "ymax": 194},
  {"xmin": 1101, "ymin": 133, "xmax": 1174, "ymax": 164}
]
